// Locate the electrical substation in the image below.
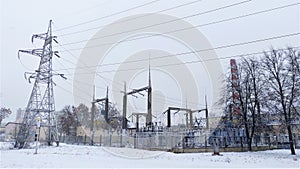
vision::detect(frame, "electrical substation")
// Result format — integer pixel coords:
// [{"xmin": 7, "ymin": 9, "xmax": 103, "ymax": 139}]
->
[
  {"xmin": 13, "ymin": 20, "xmax": 212, "ymax": 151},
  {"xmin": 13, "ymin": 20, "xmax": 296, "ymax": 153}
]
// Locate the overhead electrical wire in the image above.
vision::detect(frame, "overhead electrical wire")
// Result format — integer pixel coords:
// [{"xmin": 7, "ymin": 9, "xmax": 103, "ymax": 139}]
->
[
  {"xmin": 62, "ymin": 45, "xmax": 300, "ymax": 75},
  {"xmin": 53, "ymin": 43, "xmax": 207, "ymax": 108},
  {"xmin": 56, "ymin": 2, "xmax": 299, "ymax": 48},
  {"xmin": 57, "ymin": 0, "xmax": 254, "ymax": 47},
  {"xmin": 54, "ymin": 23, "xmax": 125, "ymax": 88},
  {"xmin": 53, "ymin": 40, "xmax": 300, "ymax": 107},
  {"xmin": 53, "ymin": 47, "xmax": 300, "ymax": 109},
  {"xmin": 53, "ymin": 1, "xmax": 300, "ymax": 68},
  {"xmin": 53, "ymin": 44, "xmax": 207, "ymax": 108},
  {"xmin": 53, "ymin": 43, "xmax": 299, "ymax": 109},
  {"xmin": 54, "ymin": 32, "xmax": 300, "ymax": 72},
  {"xmin": 58, "ymin": 0, "xmax": 203, "ymax": 37},
  {"xmin": 55, "ymin": 70, "xmax": 201, "ymax": 109},
  {"xmin": 56, "ymin": 84, "xmax": 92, "ymax": 104},
  {"xmin": 53, "ymin": 0, "xmax": 251, "ymax": 72},
  {"xmin": 55, "ymin": 0, "xmax": 161, "ymax": 32},
  {"xmin": 50, "ymin": 1, "xmax": 300, "ymax": 108}
]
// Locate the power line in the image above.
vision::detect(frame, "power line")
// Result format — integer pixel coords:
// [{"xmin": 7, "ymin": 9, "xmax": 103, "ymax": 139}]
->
[
  {"xmin": 57, "ymin": 0, "xmax": 253, "ymax": 46},
  {"xmin": 57, "ymin": 46, "xmax": 300, "ymax": 109},
  {"xmin": 54, "ymin": 1, "xmax": 113, "ymax": 23},
  {"xmin": 57, "ymin": 2, "xmax": 299, "ymax": 48},
  {"xmin": 55, "ymin": 0, "xmax": 161, "ymax": 32},
  {"xmin": 53, "ymin": 26, "xmax": 126, "ymax": 88},
  {"xmin": 57, "ymin": 72, "xmax": 201, "ymax": 108},
  {"xmin": 54, "ymin": 50, "xmax": 204, "ymax": 107},
  {"xmin": 55, "ymin": 33, "xmax": 300, "ymax": 72},
  {"xmin": 58, "ymin": 0, "xmax": 203, "ymax": 37},
  {"xmin": 53, "ymin": 46, "xmax": 208, "ymax": 108},
  {"xmin": 61, "ymin": 45, "xmax": 300, "ymax": 75},
  {"xmin": 53, "ymin": 34, "xmax": 299, "ymax": 107},
  {"xmin": 56, "ymin": 83, "xmax": 91, "ymax": 104}
]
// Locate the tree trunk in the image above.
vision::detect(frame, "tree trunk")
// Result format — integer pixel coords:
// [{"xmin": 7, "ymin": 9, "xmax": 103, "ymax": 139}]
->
[
  {"xmin": 248, "ymin": 137, "xmax": 252, "ymax": 151},
  {"xmin": 287, "ymin": 125, "xmax": 296, "ymax": 155}
]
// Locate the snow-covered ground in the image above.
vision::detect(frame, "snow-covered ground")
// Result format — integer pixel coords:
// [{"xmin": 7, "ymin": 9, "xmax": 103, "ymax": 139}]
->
[{"xmin": 0, "ymin": 142, "xmax": 299, "ymax": 168}]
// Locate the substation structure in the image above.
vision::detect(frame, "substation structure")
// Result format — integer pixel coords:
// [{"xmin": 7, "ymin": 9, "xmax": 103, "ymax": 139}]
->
[
  {"xmin": 13, "ymin": 22, "xmax": 298, "ymax": 151},
  {"xmin": 91, "ymin": 68, "xmax": 212, "ymax": 149}
]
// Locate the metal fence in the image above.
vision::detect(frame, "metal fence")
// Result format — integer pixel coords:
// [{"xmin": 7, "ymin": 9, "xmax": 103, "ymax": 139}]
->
[
  {"xmin": 58, "ymin": 130, "xmax": 300, "ymax": 151},
  {"xmin": 2, "ymin": 123, "xmax": 299, "ymax": 150}
]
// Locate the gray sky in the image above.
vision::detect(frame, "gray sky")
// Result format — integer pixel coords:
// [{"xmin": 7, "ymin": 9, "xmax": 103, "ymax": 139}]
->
[{"xmin": 1, "ymin": 0, "xmax": 300, "ymax": 122}]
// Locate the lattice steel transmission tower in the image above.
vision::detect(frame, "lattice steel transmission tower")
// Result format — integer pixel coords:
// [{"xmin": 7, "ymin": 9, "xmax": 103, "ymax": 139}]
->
[{"xmin": 15, "ymin": 20, "xmax": 65, "ymax": 148}]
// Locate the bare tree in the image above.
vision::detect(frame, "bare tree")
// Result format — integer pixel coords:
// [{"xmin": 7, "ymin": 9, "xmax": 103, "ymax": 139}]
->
[
  {"xmin": 231, "ymin": 59, "xmax": 257, "ymax": 151},
  {"xmin": 240, "ymin": 57, "xmax": 265, "ymax": 151},
  {"xmin": 74, "ymin": 104, "xmax": 90, "ymax": 127},
  {"xmin": 58, "ymin": 105, "xmax": 79, "ymax": 136},
  {"xmin": 0, "ymin": 107, "xmax": 12, "ymax": 124},
  {"xmin": 261, "ymin": 48, "xmax": 299, "ymax": 155},
  {"xmin": 217, "ymin": 60, "xmax": 253, "ymax": 151},
  {"xmin": 94, "ymin": 103, "xmax": 122, "ymax": 131},
  {"xmin": 220, "ymin": 57, "xmax": 265, "ymax": 151}
]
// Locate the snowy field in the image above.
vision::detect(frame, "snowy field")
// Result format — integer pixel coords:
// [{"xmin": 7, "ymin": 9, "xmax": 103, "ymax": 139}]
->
[{"xmin": 0, "ymin": 142, "xmax": 299, "ymax": 168}]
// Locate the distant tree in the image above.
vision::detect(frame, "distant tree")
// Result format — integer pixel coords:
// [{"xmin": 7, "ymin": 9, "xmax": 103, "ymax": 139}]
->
[
  {"xmin": 261, "ymin": 48, "xmax": 300, "ymax": 155},
  {"xmin": 58, "ymin": 105, "xmax": 79, "ymax": 136},
  {"xmin": 95, "ymin": 103, "xmax": 122, "ymax": 131},
  {"xmin": 0, "ymin": 107, "xmax": 12, "ymax": 124},
  {"xmin": 74, "ymin": 103, "xmax": 90, "ymax": 127}
]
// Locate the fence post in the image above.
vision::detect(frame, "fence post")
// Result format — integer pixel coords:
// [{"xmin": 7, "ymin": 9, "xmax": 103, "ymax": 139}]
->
[
  {"xmin": 134, "ymin": 135, "xmax": 137, "ymax": 148},
  {"xmin": 170, "ymin": 134, "xmax": 174, "ymax": 149},
  {"xmin": 240, "ymin": 136, "xmax": 243, "ymax": 150},
  {"xmin": 205, "ymin": 135, "xmax": 207, "ymax": 150},
  {"xmin": 120, "ymin": 133, "xmax": 122, "ymax": 147},
  {"xmin": 109, "ymin": 134, "xmax": 112, "ymax": 147},
  {"xmin": 99, "ymin": 135, "xmax": 102, "ymax": 146}
]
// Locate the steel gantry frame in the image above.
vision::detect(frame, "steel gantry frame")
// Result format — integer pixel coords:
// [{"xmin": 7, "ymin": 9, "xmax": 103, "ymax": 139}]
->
[
  {"xmin": 163, "ymin": 96, "xmax": 209, "ymax": 129},
  {"xmin": 90, "ymin": 87, "xmax": 109, "ymax": 145},
  {"xmin": 122, "ymin": 68, "xmax": 152, "ymax": 129}
]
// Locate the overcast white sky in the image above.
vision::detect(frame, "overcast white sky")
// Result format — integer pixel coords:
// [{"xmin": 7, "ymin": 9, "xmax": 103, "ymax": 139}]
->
[{"xmin": 1, "ymin": 0, "xmax": 299, "ymax": 122}]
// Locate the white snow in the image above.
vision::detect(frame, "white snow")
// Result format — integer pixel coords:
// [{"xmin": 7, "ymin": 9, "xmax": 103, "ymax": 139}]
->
[{"xmin": 0, "ymin": 142, "xmax": 299, "ymax": 168}]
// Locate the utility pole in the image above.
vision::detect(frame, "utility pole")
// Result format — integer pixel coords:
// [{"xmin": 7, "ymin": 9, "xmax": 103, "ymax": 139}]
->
[
  {"xmin": 205, "ymin": 95, "xmax": 209, "ymax": 129},
  {"xmin": 147, "ymin": 66, "xmax": 152, "ymax": 126},
  {"xmin": 90, "ymin": 86, "xmax": 95, "ymax": 145},
  {"xmin": 105, "ymin": 87, "xmax": 109, "ymax": 123},
  {"xmin": 122, "ymin": 82, "xmax": 127, "ymax": 130},
  {"xmin": 15, "ymin": 20, "xmax": 66, "ymax": 148}
]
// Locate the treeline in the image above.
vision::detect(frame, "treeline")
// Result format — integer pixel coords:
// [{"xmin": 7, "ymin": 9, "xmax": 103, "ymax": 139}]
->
[
  {"xmin": 221, "ymin": 47, "xmax": 300, "ymax": 155},
  {"xmin": 57, "ymin": 103, "xmax": 122, "ymax": 136}
]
